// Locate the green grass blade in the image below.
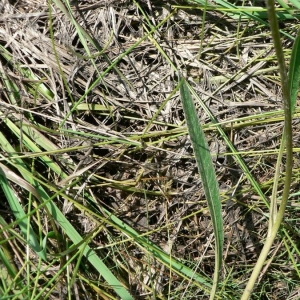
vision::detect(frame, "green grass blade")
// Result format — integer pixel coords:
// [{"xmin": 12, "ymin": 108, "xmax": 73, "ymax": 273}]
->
[
  {"xmin": 268, "ymin": 27, "xmax": 299, "ymax": 229},
  {"xmin": 0, "ymin": 167, "xmax": 45, "ymax": 261},
  {"xmin": 0, "ymin": 143, "xmax": 134, "ymax": 299},
  {"xmin": 289, "ymin": 28, "xmax": 300, "ymax": 115},
  {"xmin": 187, "ymin": 82, "xmax": 269, "ymax": 206},
  {"xmin": 287, "ymin": 0, "xmax": 300, "ymax": 9},
  {"xmin": 34, "ymin": 203, "xmax": 134, "ymax": 300},
  {"xmin": 1, "ymin": 164, "xmax": 135, "ymax": 299},
  {"xmin": 0, "ymin": 45, "xmax": 53, "ymax": 101},
  {"xmin": 44, "ymin": 181, "xmax": 214, "ymax": 293},
  {"xmin": 0, "ymin": 219, "xmax": 19, "ymax": 280},
  {"xmin": 179, "ymin": 76, "xmax": 224, "ymax": 299},
  {"xmin": 186, "ymin": 0, "xmax": 295, "ymax": 39},
  {"xmin": 103, "ymin": 208, "xmax": 213, "ymax": 292}
]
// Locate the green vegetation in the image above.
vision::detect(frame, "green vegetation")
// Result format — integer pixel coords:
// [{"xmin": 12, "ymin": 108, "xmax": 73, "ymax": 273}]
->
[{"xmin": 0, "ymin": 0, "xmax": 299, "ymax": 299}]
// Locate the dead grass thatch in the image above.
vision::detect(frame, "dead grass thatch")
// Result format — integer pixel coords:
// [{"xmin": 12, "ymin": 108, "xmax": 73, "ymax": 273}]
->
[{"xmin": 1, "ymin": 0, "xmax": 300, "ymax": 299}]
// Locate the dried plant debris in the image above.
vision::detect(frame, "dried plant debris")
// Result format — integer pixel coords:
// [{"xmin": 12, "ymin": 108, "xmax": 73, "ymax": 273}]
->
[{"xmin": 0, "ymin": 0, "xmax": 300, "ymax": 299}]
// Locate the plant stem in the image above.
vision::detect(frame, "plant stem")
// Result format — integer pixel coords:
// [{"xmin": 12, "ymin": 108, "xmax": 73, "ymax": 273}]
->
[{"xmin": 241, "ymin": 0, "xmax": 293, "ymax": 298}]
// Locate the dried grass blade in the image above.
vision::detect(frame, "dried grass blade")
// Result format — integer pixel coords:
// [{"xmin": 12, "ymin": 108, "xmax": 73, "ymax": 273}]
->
[{"xmin": 179, "ymin": 76, "xmax": 224, "ymax": 299}]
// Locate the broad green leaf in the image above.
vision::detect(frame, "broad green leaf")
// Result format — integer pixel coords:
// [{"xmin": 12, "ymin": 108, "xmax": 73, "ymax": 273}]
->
[{"xmin": 179, "ymin": 76, "xmax": 224, "ymax": 299}]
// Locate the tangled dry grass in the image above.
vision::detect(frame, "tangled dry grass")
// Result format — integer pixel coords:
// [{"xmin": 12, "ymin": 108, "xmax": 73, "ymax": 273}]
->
[{"xmin": 1, "ymin": 0, "xmax": 300, "ymax": 299}]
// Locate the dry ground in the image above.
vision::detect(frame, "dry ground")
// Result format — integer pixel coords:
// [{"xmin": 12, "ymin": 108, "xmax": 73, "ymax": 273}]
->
[{"xmin": 1, "ymin": 0, "xmax": 300, "ymax": 299}]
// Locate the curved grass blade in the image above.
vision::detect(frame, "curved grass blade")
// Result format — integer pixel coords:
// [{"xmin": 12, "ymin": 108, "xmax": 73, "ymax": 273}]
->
[{"xmin": 179, "ymin": 75, "xmax": 224, "ymax": 299}]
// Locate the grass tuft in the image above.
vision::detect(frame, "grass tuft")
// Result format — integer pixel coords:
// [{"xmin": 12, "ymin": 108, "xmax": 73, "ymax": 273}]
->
[{"xmin": 0, "ymin": 0, "xmax": 300, "ymax": 299}]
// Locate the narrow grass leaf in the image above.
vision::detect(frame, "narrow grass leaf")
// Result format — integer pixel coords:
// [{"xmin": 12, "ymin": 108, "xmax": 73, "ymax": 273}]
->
[
  {"xmin": 179, "ymin": 76, "xmax": 223, "ymax": 299},
  {"xmin": 187, "ymin": 81, "xmax": 269, "ymax": 206},
  {"xmin": 0, "ymin": 222, "xmax": 18, "ymax": 279},
  {"xmin": 2, "ymin": 115, "xmax": 65, "ymax": 177},
  {"xmin": 188, "ymin": 0, "xmax": 294, "ymax": 39},
  {"xmin": 0, "ymin": 45, "xmax": 53, "ymax": 101},
  {"xmin": 0, "ymin": 167, "xmax": 45, "ymax": 261},
  {"xmin": 47, "ymin": 177, "xmax": 215, "ymax": 294},
  {"xmin": 1, "ymin": 166, "xmax": 135, "ymax": 299},
  {"xmin": 32, "ymin": 200, "xmax": 134, "ymax": 300},
  {"xmin": 0, "ymin": 139, "xmax": 134, "ymax": 300},
  {"xmin": 289, "ymin": 28, "xmax": 300, "ymax": 115},
  {"xmin": 287, "ymin": 0, "xmax": 300, "ymax": 9},
  {"xmin": 105, "ymin": 209, "xmax": 213, "ymax": 292}
]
